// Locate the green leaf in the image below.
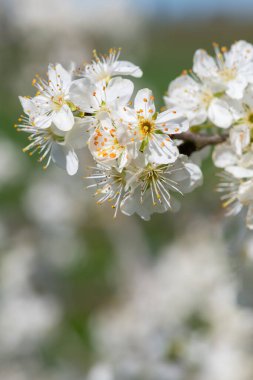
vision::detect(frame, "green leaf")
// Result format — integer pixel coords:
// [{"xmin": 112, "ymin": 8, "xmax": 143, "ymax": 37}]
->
[
  {"xmin": 154, "ymin": 129, "xmax": 164, "ymax": 135},
  {"xmin": 139, "ymin": 137, "xmax": 149, "ymax": 153},
  {"xmin": 152, "ymin": 112, "xmax": 158, "ymax": 120},
  {"xmin": 214, "ymin": 91, "xmax": 225, "ymax": 98}
]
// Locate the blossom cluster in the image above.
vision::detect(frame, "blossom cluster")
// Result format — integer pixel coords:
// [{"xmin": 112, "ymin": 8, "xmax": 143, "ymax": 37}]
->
[
  {"xmin": 17, "ymin": 48, "xmax": 202, "ymax": 220},
  {"xmin": 17, "ymin": 41, "xmax": 253, "ymax": 226},
  {"xmin": 165, "ymin": 40, "xmax": 253, "ymax": 229}
]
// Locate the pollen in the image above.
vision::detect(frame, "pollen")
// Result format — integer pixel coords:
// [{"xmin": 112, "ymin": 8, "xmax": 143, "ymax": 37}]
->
[{"xmin": 138, "ymin": 118, "xmax": 155, "ymax": 136}]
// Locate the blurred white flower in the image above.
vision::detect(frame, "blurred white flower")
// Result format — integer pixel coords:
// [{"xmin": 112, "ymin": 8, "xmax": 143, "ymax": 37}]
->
[
  {"xmin": 0, "ymin": 243, "xmax": 61, "ymax": 355},
  {"xmin": 88, "ymin": 223, "xmax": 253, "ymax": 380},
  {"xmin": 0, "ymin": 138, "xmax": 27, "ymax": 188},
  {"xmin": 23, "ymin": 168, "xmax": 87, "ymax": 228},
  {"xmin": 193, "ymin": 41, "xmax": 253, "ymax": 99},
  {"xmin": 80, "ymin": 48, "xmax": 142, "ymax": 83}
]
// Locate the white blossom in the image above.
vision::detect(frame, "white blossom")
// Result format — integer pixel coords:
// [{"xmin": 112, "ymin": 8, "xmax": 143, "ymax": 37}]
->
[
  {"xmin": 16, "ymin": 115, "xmax": 89, "ymax": 174},
  {"xmin": 164, "ymin": 74, "xmax": 236, "ymax": 128},
  {"xmin": 117, "ymin": 88, "xmax": 189, "ymax": 165},
  {"xmin": 121, "ymin": 155, "xmax": 202, "ymax": 220},
  {"xmin": 193, "ymin": 41, "xmax": 253, "ymax": 100},
  {"xmin": 20, "ymin": 64, "xmax": 74, "ymax": 131},
  {"xmin": 78, "ymin": 48, "xmax": 143, "ymax": 83}
]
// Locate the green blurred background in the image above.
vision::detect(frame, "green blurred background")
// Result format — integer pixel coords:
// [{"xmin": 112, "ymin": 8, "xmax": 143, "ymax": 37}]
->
[{"xmin": 1, "ymin": 1, "xmax": 253, "ymax": 379}]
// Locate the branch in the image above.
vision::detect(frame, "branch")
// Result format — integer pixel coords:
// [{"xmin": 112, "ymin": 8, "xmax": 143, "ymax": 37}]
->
[{"xmin": 173, "ymin": 131, "xmax": 228, "ymax": 156}]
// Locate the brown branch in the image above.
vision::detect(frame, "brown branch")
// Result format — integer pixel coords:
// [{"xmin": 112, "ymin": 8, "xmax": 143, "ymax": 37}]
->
[
  {"xmin": 173, "ymin": 132, "xmax": 228, "ymax": 155},
  {"xmin": 175, "ymin": 131, "xmax": 227, "ymax": 148}
]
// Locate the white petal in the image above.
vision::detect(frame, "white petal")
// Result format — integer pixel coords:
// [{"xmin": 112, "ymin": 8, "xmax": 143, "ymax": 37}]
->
[
  {"xmin": 34, "ymin": 113, "xmax": 53, "ymax": 129},
  {"xmin": 48, "ymin": 63, "xmax": 72, "ymax": 93},
  {"xmin": 116, "ymin": 106, "xmax": 137, "ymax": 124},
  {"xmin": 106, "ymin": 77, "xmax": 134, "ymax": 108},
  {"xmin": 226, "ymin": 40, "xmax": 253, "ymax": 67},
  {"xmin": 134, "ymin": 88, "xmax": 155, "ymax": 117},
  {"xmin": 113, "ymin": 61, "xmax": 143, "ymax": 78},
  {"xmin": 121, "ymin": 187, "xmax": 169, "ymax": 220},
  {"xmin": 212, "ymin": 143, "xmax": 238, "ymax": 168},
  {"xmin": 225, "ymin": 76, "xmax": 247, "ymax": 99},
  {"xmin": 226, "ymin": 166, "xmax": 253, "ymax": 178},
  {"xmin": 146, "ymin": 136, "xmax": 179, "ymax": 165},
  {"xmin": 193, "ymin": 49, "xmax": 218, "ymax": 79},
  {"xmin": 184, "ymin": 162, "xmax": 203, "ymax": 191},
  {"xmin": 229, "ymin": 125, "xmax": 250, "ymax": 156},
  {"xmin": 51, "ymin": 144, "xmax": 78, "ymax": 175},
  {"xmin": 51, "ymin": 143, "xmax": 66, "ymax": 170},
  {"xmin": 69, "ymin": 79, "xmax": 98, "ymax": 112},
  {"xmin": 181, "ymin": 159, "xmax": 203, "ymax": 192},
  {"xmin": 208, "ymin": 98, "xmax": 234, "ymax": 128},
  {"xmin": 65, "ymin": 149, "xmax": 79, "ymax": 175},
  {"xmin": 19, "ymin": 96, "xmax": 37, "ymax": 115},
  {"xmin": 53, "ymin": 104, "xmax": 74, "ymax": 131},
  {"xmin": 169, "ymin": 156, "xmax": 203, "ymax": 193},
  {"xmin": 88, "ymin": 122, "xmax": 123, "ymax": 163},
  {"xmin": 65, "ymin": 118, "xmax": 90, "ymax": 149},
  {"xmin": 156, "ymin": 109, "xmax": 189, "ymax": 133},
  {"xmin": 165, "ymin": 75, "xmax": 208, "ymax": 126}
]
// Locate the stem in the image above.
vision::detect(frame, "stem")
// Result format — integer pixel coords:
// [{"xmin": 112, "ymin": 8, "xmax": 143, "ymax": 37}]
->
[{"xmin": 173, "ymin": 131, "xmax": 227, "ymax": 155}]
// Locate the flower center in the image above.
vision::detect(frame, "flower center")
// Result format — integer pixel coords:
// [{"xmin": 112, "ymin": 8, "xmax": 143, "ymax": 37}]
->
[
  {"xmin": 51, "ymin": 94, "xmax": 64, "ymax": 111},
  {"xmin": 219, "ymin": 67, "xmax": 236, "ymax": 82},
  {"xmin": 248, "ymin": 113, "xmax": 253, "ymax": 125},
  {"xmin": 201, "ymin": 90, "xmax": 213, "ymax": 107},
  {"xmin": 138, "ymin": 118, "xmax": 154, "ymax": 136}
]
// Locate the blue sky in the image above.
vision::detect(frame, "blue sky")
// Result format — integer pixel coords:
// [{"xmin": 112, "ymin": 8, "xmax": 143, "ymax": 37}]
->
[
  {"xmin": 79, "ymin": 0, "xmax": 253, "ymax": 20},
  {"xmin": 135, "ymin": 0, "xmax": 253, "ymax": 19}
]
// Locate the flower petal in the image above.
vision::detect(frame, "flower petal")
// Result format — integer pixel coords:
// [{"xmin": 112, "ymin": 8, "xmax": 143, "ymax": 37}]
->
[
  {"xmin": 225, "ymin": 76, "xmax": 247, "ymax": 99},
  {"xmin": 208, "ymin": 98, "xmax": 234, "ymax": 128},
  {"xmin": 226, "ymin": 166, "xmax": 253, "ymax": 178},
  {"xmin": 106, "ymin": 77, "xmax": 134, "ymax": 108},
  {"xmin": 53, "ymin": 104, "xmax": 74, "ymax": 131},
  {"xmin": 51, "ymin": 144, "xmax": 79, "ymax": 175},
  {"xmin": 120, "ymin": 187, "xmax": 169, "ymax": 220},
  {"xmin": 164, "ymin": 75, "xmax": 207, "ymax": 126},
  {"xmin": 48, "ymin": 63, "xmax": 72, "ymax": 92},
  {"xmin": 193, "ymin": 49, "xmax": 218, "ymax": 79},
  {"xmin": 146, "ymin": 136, "xmax": 179, "ymax": 165},
  {"xmin": 212, "ymin": 143, "xmax": 238, "ymax": 168},
  {"xmin": 65, "ymin": 149, "xmax": 79, "ymax": 176},
  {"xmin": 113, "ymin": 60, "xmax": 143, "ymax": 78},
  {"xmin": 69, "ymin": 79, "xmax": 98, "ymax": 112},
  {"xmin": 134, "ymin": 88, "xmax": 155, "ymax": 118},
  {"xmin": 156, "ymin": 109, "xmax": 189, "ymax": 133},
  {"xmin": 65, "ymin": 118, "xmax": 90, "ymax": 149},
  {"xmin": 229, "ymin": 125, "xmax": 250, "ymax": 156}
]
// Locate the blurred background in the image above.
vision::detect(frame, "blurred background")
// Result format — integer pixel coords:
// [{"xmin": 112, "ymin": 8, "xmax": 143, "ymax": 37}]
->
[{"xmin": 1, "ymin": 0, "xmax": 253, "ymax": 379}]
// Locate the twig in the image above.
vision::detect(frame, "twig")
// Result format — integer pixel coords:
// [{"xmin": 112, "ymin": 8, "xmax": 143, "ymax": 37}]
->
[{"xmin": 173, "ymin": 131, "xmax": 227, "ymax": 155}]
